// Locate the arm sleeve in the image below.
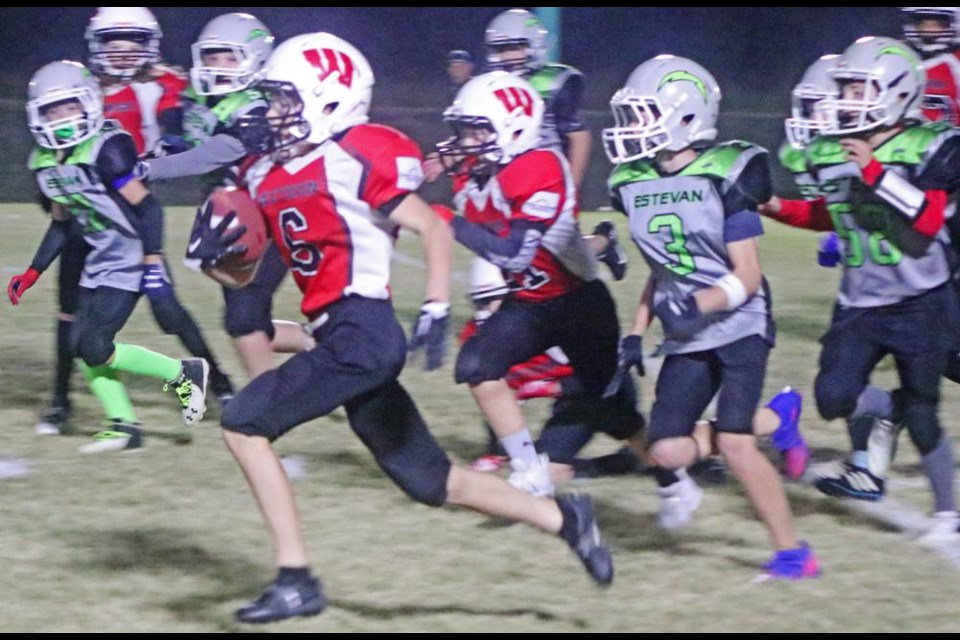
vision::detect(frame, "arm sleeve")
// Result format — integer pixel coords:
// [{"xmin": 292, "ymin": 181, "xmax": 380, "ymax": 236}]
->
[
  {"xmin": 28, "ymin": 219, "xmax": 71, "ymax": 273},
  {"xmin": 770, "ymin": 197, "xmax": 834, "ymax": 231},
  {"xmin": 451, "ymin": 217, "xmax": 547, "ymax": 273},
  {"xmin": 96, "ymin": 134, "xmax": 140, "ymax": 192},
  {"xmin": 861, "ymin": 158, "xmax": 948, "ymax": 238},
  {"xmin": 552, "ymin": 73, "xmax": 586, "ymax": 134},
  {"xmin": 146, "ymin": 133, "xmax": 248, "ymax": 180},
  {"xmin": 722, "ymin": 154, "xmax": 773, "ymax": 214},
  {"xmin": 158, "ymin": 106, "xmax": 184, "ymax": 136},
  {"xmin": 128, "ymin": 194, "xmax": 164, "ymax": 255}
]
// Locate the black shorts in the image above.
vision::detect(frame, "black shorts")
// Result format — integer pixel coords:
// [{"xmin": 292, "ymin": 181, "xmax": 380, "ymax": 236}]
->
[
  {"xmin": 222, "ymin": 243, "xmax": 289, "ymax": 339},
  {"xmin": 647, "ymin": 334, "xmax": 770, "ymax": 444}
]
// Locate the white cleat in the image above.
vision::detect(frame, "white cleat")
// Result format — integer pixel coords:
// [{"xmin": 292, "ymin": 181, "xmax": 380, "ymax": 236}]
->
[
  {"xmin": 656, "ymin": 472, "xmax": 704, "ymax": 531},
  {"xmin": 508, "ymin": 453, "xmax": 555, "ymax": 497},
  {"xmin": 915, "ymin": 511, "xmax": 960, "ymax": 548},
  {"xmin": 866, "ymin": 418, "xmax": 898, "ymax": 478}
]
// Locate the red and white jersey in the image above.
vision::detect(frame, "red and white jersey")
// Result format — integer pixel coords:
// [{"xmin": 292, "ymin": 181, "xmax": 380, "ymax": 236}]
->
[
  {"xmin": 921, "ymin": 52, "xmax": 960, "ymax": 125},
  {"xmin": 101, "ymin": 65, "xmax": 186, "ymax": 154},
  {"xmin": 246, "ymin": 124, "xmax": 425, "ymax": 319},
  {"xmin": 453, "ymin": 148, "xmax": 596, "ymax": 302}
]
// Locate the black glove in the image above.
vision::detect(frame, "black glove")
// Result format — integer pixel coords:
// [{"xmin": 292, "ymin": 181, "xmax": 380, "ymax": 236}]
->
[
  {"xmin": 603, "ymin": 334, "xmax": 644, "ymax": 399},
  {"xmin": 654, "ymin": 291, "xmax": 703, "ymax": 339},
  {"xmin": 186, "ymin": 199, "xmax": 249, "ymax": 269},
  {"xmin": 408, "ymin": 300, "xmax": 450, "ymax": 371}
]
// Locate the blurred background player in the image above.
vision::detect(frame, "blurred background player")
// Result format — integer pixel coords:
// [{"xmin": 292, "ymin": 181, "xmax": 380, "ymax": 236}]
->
[
  {"xmin": 33, "ymin": 7, "xmax": 234, "ymax": 435},
  {"xmin": 145, "ymin": 12, "xmax": 313, "ymax": 382},
  {"xmin": 901, "ymin": 6, "xmax": 960, "ymax": 125},
  {"xmin": 446, "ymin": 49, "xmax": 475, "ymax": 99},
  {"xmin": 761, "ymin": 37, "xmax": 960, "ymax": 544},
  {"xmin": 604, "ymin": 54, "xmax": 819, "ymax": 579},
  {"xmin": 191, "ymin": 33, "xmax": 614, "ymax": 623},
  {"xmin": 10, "ymin": 60, "xmax": 209, "ymax": 452}
]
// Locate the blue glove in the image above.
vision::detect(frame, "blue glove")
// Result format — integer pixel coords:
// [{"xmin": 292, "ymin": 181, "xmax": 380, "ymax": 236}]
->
[
  {"xmin": 408, "ymin": 300, "xmax": 450, "ymax": 371},
  {"xmin": 186, "ymin": 199, "xmax": 249, "ymax": 269},
  {"xmin": 818, "ymin": 232, "xmax": 840, "ymax": 268},
  {"xmin": 141, "ymin": 262, "xmax": 174, "ymax": 302},
  {"xmin": 654, "ymin": 292, "xmax": 702, "ymax": 339},
  {"xmin": 603, "ymin": 334, "xmax": 644, "ymax": 399}
]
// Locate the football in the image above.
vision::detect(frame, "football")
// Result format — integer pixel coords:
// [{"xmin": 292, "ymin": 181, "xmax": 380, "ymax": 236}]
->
[{"xmin": 205, "ymin": 186, "xmax": 268, "ymax": 270}]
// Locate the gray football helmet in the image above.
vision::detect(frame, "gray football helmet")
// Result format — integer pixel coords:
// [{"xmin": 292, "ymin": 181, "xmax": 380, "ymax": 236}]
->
[
  {"xmin": 190, "ymin": 13, "xmax": 275, "ymax": 96},
  {"xmin": 484, "ymin": 9, "xmax": 549, "ymax": 76},
  {"xmin": 901, "ymin": 7, "xmax": 960, "ymax": 56},
  {"xmin": 784, "ymin": 54, "xmax": 841, "ymax": 149},
  {"xmin": 603, "ymin": 55, "xmax": 721, "ymax": 163},
  {"xmin": 26, "ymin": 60, "xmax": 104, "ymax": 149}
]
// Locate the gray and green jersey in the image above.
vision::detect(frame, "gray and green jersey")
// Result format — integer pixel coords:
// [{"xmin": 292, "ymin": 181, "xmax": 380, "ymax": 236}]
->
[
  {"xmin": 527, "ymin": 63, "xmax": 585, "ymax": 153},
  {"xmin": 148, "ymin": 86, "xmax": 266, "ymax": 186},
  {"xmin": 806, "ymin": 122, "xmax": 958, "ymax": 307},
  {"xmin": 778, "ymin": 140, "xmax": 820, "ymax": 199},
  {"xmin": 609, "ymin": 141, "xmax": 773, "ymax": 355},
  {"xmin": 29, "ymin": 121, "xmax": 143, "ymax": 293}
]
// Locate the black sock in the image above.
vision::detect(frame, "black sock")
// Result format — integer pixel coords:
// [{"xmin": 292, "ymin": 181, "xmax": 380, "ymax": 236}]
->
[
  {"xmin": 54, "ymin": 318, "xmax": 74, "ymax": 405},
  {"xmin": 556, "ymin": 497, "xmax": 579, "ymax": 543},
  {"xmin": 652, "ymin": 467, "xmax": 680, "ymax": 488},
  {"xmin": 277, "ymin": 566, "xmax": 312, "ymax": 585}
]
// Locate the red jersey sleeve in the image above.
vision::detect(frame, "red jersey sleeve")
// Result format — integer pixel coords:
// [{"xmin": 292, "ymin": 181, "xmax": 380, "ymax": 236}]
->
[
  {"xmin": 498, "ymin": 150, "xmax": 569, "ymax": 226},
  {"xmin": 152, "ymin": 68, "xmax": 187, "ymax": 115},
  {"xmin": 340, "ymin": 124, "xmax": 425, "ymax": 212}
]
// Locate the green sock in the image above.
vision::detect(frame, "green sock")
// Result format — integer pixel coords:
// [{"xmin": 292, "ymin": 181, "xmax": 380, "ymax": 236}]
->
[
  {"xmin": 81, "ymin": 363, "xmax": 138, "ymax": 423},
  {"xmin": 108, "ymin": 343, "xmax": 182, "ymax": 382}
]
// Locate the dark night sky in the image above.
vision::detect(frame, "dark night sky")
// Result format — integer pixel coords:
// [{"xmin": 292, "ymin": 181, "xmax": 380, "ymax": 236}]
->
[{"xmin": 0, "ymin": 7, "xmax": 904, "ymax": 109}]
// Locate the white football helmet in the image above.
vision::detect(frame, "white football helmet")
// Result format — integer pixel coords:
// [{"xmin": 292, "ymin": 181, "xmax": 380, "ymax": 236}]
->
[
  {"xmin": 26, "ymin": 61, "xmax": 104, "ymax": 150},
  {"xmin": 901, "ymin": 7, "xmax": 960, "ymax": 56},
  {"xmin": 436, "ymin": 71, "xmax": 544, "ymax": 176},
  {"xmin": 784, "ymin": 54, "xmax": 841, "ymax": 149},
  {"xmin": 484, "ymin": 9, "xmax": 549, "ymax": 76},
  {"xmin": 469, "ymin": 257, "xmax": 509, "ymax": 308},
  {"xmin": 190, "ymin": 13, "xmax": 274, "ymax": 96},
  {"xmin": 603, "ymin": 55, "xmax": 721, "ymax": 164},
  {"xmin": 817, "ymin": 36, "xmax": 926, "ymax": 135},
  {"xmin": 249, "ymin": 32, "xmax": 374, "ymax": 159},
  {"xmin": 85, "ymin": 7, "xmax": 162, "ymax": 78}
]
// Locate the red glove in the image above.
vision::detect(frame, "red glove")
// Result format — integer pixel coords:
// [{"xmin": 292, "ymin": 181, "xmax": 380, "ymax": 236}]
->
[
  {"xmin": 7, "ymin": 268, "xmax": 40, "ymax": 305},
  {"xmin": 430, "ymin": 204, "xmax": 455, "ymax": 223}
]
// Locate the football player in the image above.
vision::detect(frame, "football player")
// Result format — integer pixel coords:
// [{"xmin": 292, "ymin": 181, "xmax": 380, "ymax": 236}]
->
[
  {"xmin": 760, "ymin": 37, "xmax": 960, "ymax": 544},
  {"xmin": 604, "ymin": 54, "xmax": 819, "ymax": 580},
  {"xmin": 902, "ymin": 7, "xmax": 960, "ymax": 124},
  {"xmin": 9, "ymin": 60, "xmax": 209, "ymax": 452},
  {"xmin": 147, "ymin": 12, "xmax": 313, "ymax": 383},
  {"xmin": 192, "ymin": 33, "xmax": 614, "ymax": 624},
  {"xmin": 32, "ymin": 7, "xmax": 233, "ymax": 435}
]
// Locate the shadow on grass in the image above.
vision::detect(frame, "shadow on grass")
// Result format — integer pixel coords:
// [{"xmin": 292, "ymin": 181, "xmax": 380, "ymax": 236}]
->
[
  {"xmin": 332, "ymin": 598, "xmax": 581, "ymax": 625},
  {"xmin": 71, "ymin": 528, "xmax": 266, "ymax": 631}
]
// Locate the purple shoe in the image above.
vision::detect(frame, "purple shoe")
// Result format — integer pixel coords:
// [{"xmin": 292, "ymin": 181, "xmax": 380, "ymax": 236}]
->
[
  {"xmin": 757, "ymin": 542, "xmax": 821, "ymax": 581},
  {"xmin": 767, "ymin": 386, "xmax": 810, "ymax": 481}
]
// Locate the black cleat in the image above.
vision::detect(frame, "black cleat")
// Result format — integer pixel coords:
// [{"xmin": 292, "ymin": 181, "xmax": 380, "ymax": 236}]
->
[
  {"xmin": 164, "ymin": 358, "xmax": 209, "ymax": 426},
  {"xmin": 35, "ymin": 403, "xmax": 71, "ymax": 436},
  {"xmin": 235, "ymin": 576, "xmax": 327, "ymax": 624},
  {"xmin": 557, "ymin": 493, "xmax": 614, "ymax": 586},
  {"xmin": 593, "ymin": 220, "xmax": 628, "ymax": 281},
  {"xmin": 210, "ymin": 371, "xmax": 235, "ymax": 410},
  {"xmin": 814, "ymin": 462, "xmax": 885, "ymax": 502}
]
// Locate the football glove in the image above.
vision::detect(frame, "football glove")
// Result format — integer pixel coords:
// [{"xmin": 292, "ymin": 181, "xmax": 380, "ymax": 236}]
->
[
  {"xmin": 818, "ymin": 232, "xmax": 840, "ymax": 268},
  {"xmin": 186, "ymin": 200, "xmax": 249, "ymax": 270},
  {"xmin": 603, "ymin": 334, "xmax": 644, "ymax": 399},
  {"xmin": 7, "ymin": 267, "xmax": 40, "ymax": 306},
  {"xmin": 408, "ymin": 300, "xmax": 450, "ymax": 371},
  {"xmin": 654, "ymin": 291, "xmax": 703, "ymax": 339}
]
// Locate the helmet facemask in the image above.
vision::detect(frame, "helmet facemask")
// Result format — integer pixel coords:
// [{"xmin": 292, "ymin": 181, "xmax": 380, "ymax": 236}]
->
[
  {"xmin": 436, "ymin": 113, "xmax": 503, "ymax": 180},
  {"xmin": 238, "ymin": 80, "xmax": 310, "ymax": 162},
  {"xmin": 785, "ymin": 87, "xmax": 835, "ymax": 149},
  {"xmin": 603, "ymin": 95, "xmax": 672, "ymax": 163},
  {"xmin": 191, "ymin": 44, "xmax": 259, "ymax": 96},
  {"xmin": 28, "ymin": 90, "xmax": 103, "ymax": 150},
  {"xmin": 902, "ymin": 8, "xmax": 960, "ymax": 55},
  {"xmin": 89, "ymin": 29, "xmax": 159, "ymax": 79},
  {"xmin": 818, "ymin": 76, "xmax": 907, "ymax": 135}
]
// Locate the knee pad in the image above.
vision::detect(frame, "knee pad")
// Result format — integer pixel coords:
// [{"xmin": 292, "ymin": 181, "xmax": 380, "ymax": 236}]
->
[
  {"xmin": 454, "ymin": 349, "xmax": 501, "ymax": 385},
  {"xmin": 814, "ymin": 377, "xmax": 858, "ymax": 421},
  {"xmin": 903, "ymin": 404, "xmax": 942, "ymax": 455},
  {"xmin": 223, "ymin": 297, "xmax": 274, "ymax": 339},
  {"xmin": 150, "ymin": 296, "xmax": 189, "ymax": 335},
  {"xmin": 75, "ymin": 326, "xmax": 114, "ymax": 367},
  {"xmin": 380, "ymin": 454, "xmax": 450, "ymax": 507}
]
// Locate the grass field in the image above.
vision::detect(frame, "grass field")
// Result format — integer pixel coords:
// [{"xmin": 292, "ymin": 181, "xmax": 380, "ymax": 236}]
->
[{"xmin": 2, "ymin": 204, "xmax": 960, "ymax": 632}]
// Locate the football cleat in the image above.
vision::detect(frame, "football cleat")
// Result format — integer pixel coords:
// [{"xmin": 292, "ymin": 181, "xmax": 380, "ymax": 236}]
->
[
  {"xmin": 235, "ymin": 576, "xmax": 327, "ymax": 624},
  {"xmin": 766, "ymin": 386, "xmax": 810, "ymax": 481},
  {"xmin": 656, "ymin": 472, "xmax": 704, "ymax": 531},
  {"xmin": 35, "ymin": 403, "xmax": 70, "ymax": 436},
  {"xmin": 756, "ymin": 542, "xmax": 821, "ymax": 582},
  {"xmin": 814, "ymin": 462, "xmax": 884, "ymax": 501},
  {"xmin": 164, "ymin": 358, "xmax": 209, "ymax": 426},
  {"xmin": 556, "ymin": 493, "xmax": 614, "ymax": 586},
  {"xmin": 79, "ymin": 420, "xmax": 144, "ymax": 454}
]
